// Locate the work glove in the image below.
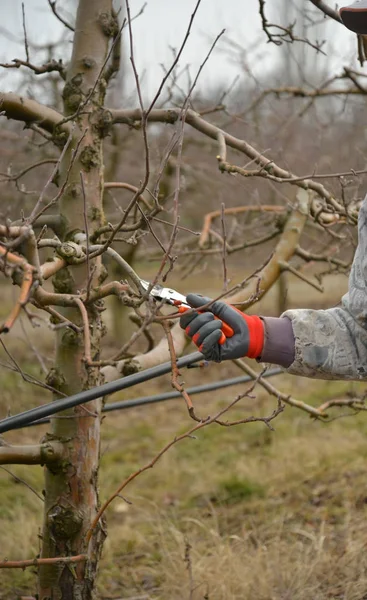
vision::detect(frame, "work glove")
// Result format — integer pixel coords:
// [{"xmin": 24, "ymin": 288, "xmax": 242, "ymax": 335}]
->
[
  {"xmin": 340, "ymin": 1, "xmax": 367, "ymax": 34},
  {"xmin": 180, "ymin": 294, "xmax": 264, "ymax": 362}
]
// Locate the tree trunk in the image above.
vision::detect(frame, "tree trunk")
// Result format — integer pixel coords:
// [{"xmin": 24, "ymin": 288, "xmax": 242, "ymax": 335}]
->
[{"xmin": 38, "ymin": 1, "xmax": 116, "ymax": 597}]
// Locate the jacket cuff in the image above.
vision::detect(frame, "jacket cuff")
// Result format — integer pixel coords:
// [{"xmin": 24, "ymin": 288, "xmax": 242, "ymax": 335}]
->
[{"xmin": 258, "ymin": 316, "xmax": 295, "ymax": 368}]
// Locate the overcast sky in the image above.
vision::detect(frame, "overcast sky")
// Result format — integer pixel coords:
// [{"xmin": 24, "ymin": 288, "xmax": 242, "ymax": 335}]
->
[{"xmin": 0, "ymin": 0, "xmax": 361, "ymax": 101}]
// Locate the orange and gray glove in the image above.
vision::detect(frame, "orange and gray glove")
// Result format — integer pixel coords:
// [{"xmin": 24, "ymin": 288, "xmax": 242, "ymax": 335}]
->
[{"xmin": 179, "ymin": 294, "xmax": 264, "ymax": 362}]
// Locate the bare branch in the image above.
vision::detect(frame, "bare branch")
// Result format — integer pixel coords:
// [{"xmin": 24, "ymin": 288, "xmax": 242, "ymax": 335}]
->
[
  {"xmin": 259, "ymin": 0, "xmax": 326, "ymax": 53},
  {"xmin": 47, "ymin": 0, "xmax": 74, "ymax": 31},
  {"xmin": 0, "ymin": 554, "xmax": 86, "ymax": 570},
  {"xmin": 199, "ymin": 205, "xmax": 284, "ymax": 248},
  {"xmin": 295, "ymin": 246, "xmax": 349, "ymax": 269},
  {"xmin": 111, "ymin": 107, "xmax": 344, "ymax": 214},
  {"xmin": 21, "ymin": 2, "xmax": 29, "ymax": 62},
  {"xmin": 34, "ymin": 280, "xmax": 131, "ymax": 308},
  {"xmin": 0, "ymin": 92, "xmax": 71, "ymax": 136},
  {"xmin": 28, "ymin": 126, "xmax": 85, "ymax": 224},
  {"xmin": 308, "ymin": 0, "xmax": 342, "ymax": 23},
  {"xmin": 220, "ymin": 202, "xmax": 228, "ymax": 291},
  {"xmin": 233, "ymin": 359, "xmax": 327, "ymax": 419},
  {"xmin": 278, "ymin": 260, "xmax": 324, "ymax": 293},
  {"xmin": 0, "ymin": 58, "xmax": 65, "ymax": 78},
  {"xmin": 146, "ymin": 0, "xmax": 202, "ymax": 115},
  {"xmin": 0, "ymin": 159, "xmax": 58, "ymax": 185},
  {"xmin": 162, "ymin": 319, "xmax": 199, "ymax": 421}
]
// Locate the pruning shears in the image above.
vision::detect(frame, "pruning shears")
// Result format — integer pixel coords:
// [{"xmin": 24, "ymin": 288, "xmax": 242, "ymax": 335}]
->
[{"xmin": 140, "ymin": 279, "xmax": 234, "ymax": 345}]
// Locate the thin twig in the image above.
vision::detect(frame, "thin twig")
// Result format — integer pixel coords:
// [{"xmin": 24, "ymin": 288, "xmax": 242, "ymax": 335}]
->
[
  {"xmin": 162, "ymin": 319, "xmax": 199, "ymax": 421},
  {"xmin": 220, "ymin": 202, "xmax": 228, "ymax": 291},
  {"xmin": 279, "ymin": 260, "xmax": 324, "ymax": 293},
  {"xmin": 19, "ymin": 317, "xmax": 48, "ymax": 374},
  {"xmin": 0, "ymin": 466, "xmax": 44, "ymax": 502},
  {"xmin": 199, "ymin": 205, "xmax": 285, "ymax": 248},
  {"xmin": 151, "ymin": 27, "xmax": 226, "ymax": 285},
  {"xmin": 233, "ymin": 359, "xmax": 327, "ymax": 419},
  {"xmin": 21, "ymin": 3, "xmax": 30, "ymax": 62},
  {"xmin": 0, "ymin": 554, "xmax": 86, "ymax": 569},
  {"xmin": 47, "ymin": 0, "xmax": 74, "ymax": 32},
  {"xmin": 0, "ymin": 159, "xmax": 58, "ymax": 184},
  {"xmin": 34, "ymin": 304, "xmax": 81, "ymax": 334},
  {"xmin": 146, "ymin": 0, "xmax": 203, "ymax": 116},
  {"xmin": 0, "ymin": 357, "xmax": 67, "ymax": 396},
  {"xmin": 26, "ymin": 126, "xmax": 75, "ymax": 224}
]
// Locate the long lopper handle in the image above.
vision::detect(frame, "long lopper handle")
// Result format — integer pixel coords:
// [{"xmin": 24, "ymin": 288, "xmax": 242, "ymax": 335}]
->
[{"xmin": 178, "ymin": 305, "xmax": 234, "ymax": 345}]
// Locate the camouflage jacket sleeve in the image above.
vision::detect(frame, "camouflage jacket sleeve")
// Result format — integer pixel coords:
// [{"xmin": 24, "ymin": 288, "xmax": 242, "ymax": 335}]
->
[{"xmin": 282, "ymin": 197, "xmax": 367, "ymax": 380}]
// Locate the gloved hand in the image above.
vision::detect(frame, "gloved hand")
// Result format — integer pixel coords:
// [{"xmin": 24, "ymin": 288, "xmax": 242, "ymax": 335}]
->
[{"xmin": 180, "ymin": 294, "xmax": 264, "ymax": 362}]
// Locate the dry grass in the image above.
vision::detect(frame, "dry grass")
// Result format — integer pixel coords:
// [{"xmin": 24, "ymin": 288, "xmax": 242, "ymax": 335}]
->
[
  {"xmin": 94, "ymin": 378, "xmax": 367, "ymax": 600},
  {"xmin": 1, "ymin": 272, "xmax": 367, "ymax": 599}
]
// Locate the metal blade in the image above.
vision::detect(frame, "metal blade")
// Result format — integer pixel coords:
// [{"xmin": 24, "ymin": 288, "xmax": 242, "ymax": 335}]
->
[{"xmin": 139, "ymin": 279, "xmax": 187, "ymax": 305}]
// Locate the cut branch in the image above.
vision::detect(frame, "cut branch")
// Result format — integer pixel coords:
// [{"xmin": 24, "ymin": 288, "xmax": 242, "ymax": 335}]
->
[
  {"xmin": 0, "ymin": 246, "xmax": 35, "ymax": 333},
  {"xmin": 0, "ymin": 442, "xmax": 63, "ymax": 465}
]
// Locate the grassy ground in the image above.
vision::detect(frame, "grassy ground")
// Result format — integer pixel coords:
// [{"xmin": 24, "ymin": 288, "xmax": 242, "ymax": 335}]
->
[{"xmin": 2, "ymin": 270, "xmax": 367, "ymax": 599}]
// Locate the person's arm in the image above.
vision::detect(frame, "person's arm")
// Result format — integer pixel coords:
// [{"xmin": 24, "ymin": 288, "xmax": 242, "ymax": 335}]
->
[
  {"xmin": 181, "ymin": 196, "xmax": 367, "ymax": 381},
  {"xmin": 276, "ymin": 195, "xmax": 367, "ymax": 380}
]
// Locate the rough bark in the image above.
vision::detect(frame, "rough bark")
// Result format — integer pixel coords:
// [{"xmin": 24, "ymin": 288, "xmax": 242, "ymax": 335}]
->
[{"xmin": 38, "ymin": 1, "xmax": 115, "ymax": 598}]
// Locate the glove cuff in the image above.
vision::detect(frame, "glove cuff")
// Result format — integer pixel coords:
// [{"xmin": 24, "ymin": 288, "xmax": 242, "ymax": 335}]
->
[{"xmin": 243, "ymin": 314, "xmax": 264, "ymax": 358}]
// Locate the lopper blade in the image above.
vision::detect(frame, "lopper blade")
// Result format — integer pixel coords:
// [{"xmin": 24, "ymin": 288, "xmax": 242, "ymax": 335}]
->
[{"xmin": 139, "ymin": 279, "xmax": 188, "ymax": 306}]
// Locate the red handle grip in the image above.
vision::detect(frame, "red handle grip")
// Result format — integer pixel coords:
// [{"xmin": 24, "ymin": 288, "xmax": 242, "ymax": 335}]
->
[{"xmin": 178, "ymin": 305, "xmax": 234, "ymax": 345}]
